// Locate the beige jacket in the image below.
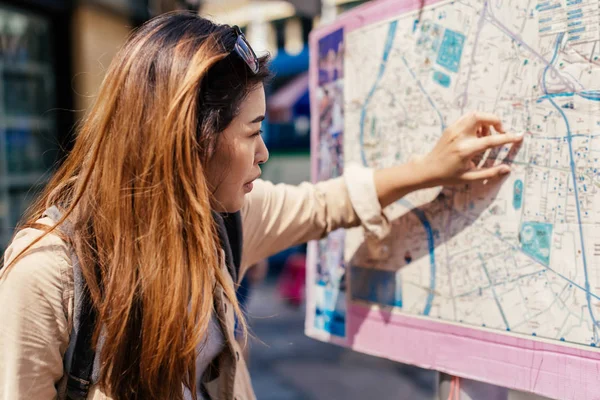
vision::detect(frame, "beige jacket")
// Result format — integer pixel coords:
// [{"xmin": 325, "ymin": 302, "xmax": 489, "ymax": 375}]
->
[{"xmin": 0, "ymin": 165, "xmax": 389, "ymax": 400}]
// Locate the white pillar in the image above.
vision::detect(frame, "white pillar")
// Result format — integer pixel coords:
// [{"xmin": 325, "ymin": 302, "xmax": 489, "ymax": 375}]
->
[
  {"xmin": 246, "ymin": 4, "xmax": 277, "ymax": 57},
  {"xmin": 321, "ymin": 0, "xmax": 337, "ymax": 25}
]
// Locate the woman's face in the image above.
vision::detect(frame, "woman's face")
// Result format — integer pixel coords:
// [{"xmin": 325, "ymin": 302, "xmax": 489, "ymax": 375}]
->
[{"xmin": 206, "ymin": 84, "xmax": 269, "ymax": 213}]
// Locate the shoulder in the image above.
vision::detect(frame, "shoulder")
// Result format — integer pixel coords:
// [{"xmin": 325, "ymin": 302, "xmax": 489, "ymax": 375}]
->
[
  {"xmin": 1, "ymin": 217, "xmax": 73, "ymax": 315},
  {"xmin": 0, "ymin": 218, "xmax": 74, "ymax": 398}
]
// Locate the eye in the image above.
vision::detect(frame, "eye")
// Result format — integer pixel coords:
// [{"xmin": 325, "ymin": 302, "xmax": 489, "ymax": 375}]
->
[{"xmin": 251, "ymin": 129, "xmax": 263, "ymax": 138}]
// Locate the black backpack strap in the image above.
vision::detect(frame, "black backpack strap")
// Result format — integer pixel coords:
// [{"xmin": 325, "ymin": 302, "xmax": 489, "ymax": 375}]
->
[
  {"xmin": 64, "ymin": 283, "xmax": 98, "ymax": 400},
  {"xmin": 47, "ymin": 208, "xmax": 243, "ymax": 400},
  {"xmin": 43, "ymin": 206, "xmax": 98, "ymax": 400}
]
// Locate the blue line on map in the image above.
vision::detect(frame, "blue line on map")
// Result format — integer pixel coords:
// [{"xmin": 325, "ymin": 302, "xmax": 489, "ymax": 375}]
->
[
  {"xmin": 407, "ymin": 204, "xmax": 436, "ymax": 315},
  {"xmin": 576, "ymin": 91, "xmax": 600, "ymax": 101},
  {"xmin": 358, "ymin": 20, "xmax": 437, "ymax": 315},
  {"xmin": 537, "ymin": 90, "xmax": 600, "ymax": 102},
  {"xmin": 396, "ymin": 270, "xmax": 403, "ymax": 308},
  {"xmin": 479, "ymin": 254, "xmax": 510, "ymax": 329},
  {"xmin": 530, "ymin": 133, "xmax": 600, "ymax": 140},
  {"xmin": 514, "ymin": 244, "xmax": 600, "ymax": 301},
  {"xmin": 485, "ymin": 6, "xmax": 575, "ymax": 92},
  {"xmin": 359, "ymin": 20, "xmax": 398, "ymax": 166},
  {"xmin": 538, "ymin": 3, "xmax": 561, "ymax": 11},
  {"xmin": 467, "ymin": 9, "xmax": 599, "ymax": 341},
  {"xmin": 538, "ymin": 33, "xmax": 598, "ymax": 335},
  {"xmin": 450, "ymin": 207, "xmax": 600, "ymax": 303}
]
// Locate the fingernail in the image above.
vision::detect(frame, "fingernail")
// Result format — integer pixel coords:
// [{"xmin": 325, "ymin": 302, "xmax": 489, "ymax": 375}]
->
[
  {"xmin": 515, "ymin": 132, "xmax": 526, "ymax": 138},
  {"xmin": 500, "ymin": 166, "xmax": 511, "ymax": 174}
]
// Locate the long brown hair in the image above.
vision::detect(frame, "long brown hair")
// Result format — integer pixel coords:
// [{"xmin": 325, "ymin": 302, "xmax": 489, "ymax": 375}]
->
[{"xmin": 2, "ymin": 12, "xmax": 270, "ymax": 399}]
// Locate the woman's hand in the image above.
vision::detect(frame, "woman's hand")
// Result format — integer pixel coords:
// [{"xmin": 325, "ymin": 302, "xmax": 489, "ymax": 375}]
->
[
  {"xmin": 374, "ymin": 112, "xmax": 523, "ymax": 208},
  {"xmin": 417, "ymin": 112, "xmax": 524, "ymax": 186}
]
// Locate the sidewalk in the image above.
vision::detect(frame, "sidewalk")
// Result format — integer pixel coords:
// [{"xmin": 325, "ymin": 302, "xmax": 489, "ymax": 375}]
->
[{"xmin": 245, "ymin": 281, "xmax": 437, "ymax": 400}]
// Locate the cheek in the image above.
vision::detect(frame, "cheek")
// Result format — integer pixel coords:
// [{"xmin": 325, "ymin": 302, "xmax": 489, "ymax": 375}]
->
[
  {"xmin": 216, "ymin": 142, "xmax": 253, "ymax": 186},
  {"xmin": 205, "ymin": 138, "xmax": 256, "ymax": 212},
  {"xmin": 232, "ymin": 138, "xmax": 253, "ymax": 160},
  {"xmin": 205, "ymin": 147, "xmax": 230, "ymax": 189}
]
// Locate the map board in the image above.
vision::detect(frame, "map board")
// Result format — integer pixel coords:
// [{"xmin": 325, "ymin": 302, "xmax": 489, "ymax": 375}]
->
[{"xmin": 305, "ymin": 1, "xmax": 600, "ymax": 398}]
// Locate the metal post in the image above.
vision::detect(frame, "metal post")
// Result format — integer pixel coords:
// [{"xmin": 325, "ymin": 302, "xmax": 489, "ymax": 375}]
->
[{"xmin": 437, "ymin": 373, "xmax": 552, "ymax": 400}]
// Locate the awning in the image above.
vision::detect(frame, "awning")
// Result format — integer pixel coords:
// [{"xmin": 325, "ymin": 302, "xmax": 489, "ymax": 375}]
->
[
  {"xmin": 268, "ymin": 46, "xmax": 309, "ymax": 78},
  {"xmin": 267, "ymin": 72, "xmax": 309, "ymax": 123}
]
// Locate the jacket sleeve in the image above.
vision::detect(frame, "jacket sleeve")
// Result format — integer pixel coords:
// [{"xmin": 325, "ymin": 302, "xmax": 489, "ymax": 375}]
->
[
  {"xmin": 240, "ymin": 164, "xmax": 390, "ymax": 277},
  {"xmin": 0, "ymin": 227, "xmax": 72, "ymax": 400}
]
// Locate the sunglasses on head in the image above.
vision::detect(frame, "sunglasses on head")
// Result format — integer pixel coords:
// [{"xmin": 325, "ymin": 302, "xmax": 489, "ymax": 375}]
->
[{"xmin": 232, "ymin": 25, "xmax": 259, "ymax": 75}]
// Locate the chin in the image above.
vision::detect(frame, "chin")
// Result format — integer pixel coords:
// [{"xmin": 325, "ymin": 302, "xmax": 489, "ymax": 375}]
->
[{"xmin": 221, "ymin": 196, "xmax": 245, "ymax": 214}]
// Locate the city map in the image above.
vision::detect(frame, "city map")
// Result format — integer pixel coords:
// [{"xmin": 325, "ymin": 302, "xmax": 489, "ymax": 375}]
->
[{"xmin": 343, "ymin": 0, "xmax": 600, "ymax": 349}]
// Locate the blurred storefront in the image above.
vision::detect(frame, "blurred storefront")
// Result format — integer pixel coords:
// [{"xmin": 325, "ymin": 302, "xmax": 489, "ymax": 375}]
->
[
  {"xmin": 0, "ymin": 0, "xmax": 71, "ymax": 249},
  {"xmin": 0, "ymin": 0, "xmax": 185, "ymax": 250},
  {"xmin": 0, "ymin": 0, "xmax": 371, "ymax": 249}
]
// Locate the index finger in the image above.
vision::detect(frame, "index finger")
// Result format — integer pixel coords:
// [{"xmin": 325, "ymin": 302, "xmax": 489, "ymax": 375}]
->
[
  {"xmin": 466, "ymin": 132, "xmax": 524, "ymax": 156},
  {"xmin": 466, "ymin": 112, "xmax": 505, "ymax": 134}
]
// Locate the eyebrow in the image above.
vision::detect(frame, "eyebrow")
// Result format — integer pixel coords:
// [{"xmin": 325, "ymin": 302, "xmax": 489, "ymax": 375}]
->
[{"xmin": 251, "ymin": 115, "xmax": 265, "ymax": 124}]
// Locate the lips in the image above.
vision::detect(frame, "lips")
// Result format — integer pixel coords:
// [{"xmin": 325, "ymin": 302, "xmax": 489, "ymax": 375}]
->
[
  {"xmin": 245, "ymin": 173, "xmax": 261, "ymax": 186},
  {"xmin": 243, "ymin": 174, "xmax": 260, "ymax": 192}
]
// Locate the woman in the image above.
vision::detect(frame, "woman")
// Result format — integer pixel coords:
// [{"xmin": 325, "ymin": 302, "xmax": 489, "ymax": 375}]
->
[{"xmin": 0, "ymin": 12, "xmax": 522, "ymax": 400}]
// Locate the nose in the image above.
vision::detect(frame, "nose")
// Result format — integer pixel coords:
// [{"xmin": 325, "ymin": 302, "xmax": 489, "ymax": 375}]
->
[{"xmin": 256, "ymin": 134, "xmax": 269, "ymax": 165}]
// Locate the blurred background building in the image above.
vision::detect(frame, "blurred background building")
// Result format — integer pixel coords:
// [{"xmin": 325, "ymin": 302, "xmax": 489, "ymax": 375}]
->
[
  {"xmin": 0, "ymin": 0, "xmax": 369, "ymax": 249},
  {"xmin": 0, "ymin": 0, "xmax": 190, "ymax": 249},
  {"xmin": 0, "ymin": 1, "xmax": 437, "ymax": 399}
]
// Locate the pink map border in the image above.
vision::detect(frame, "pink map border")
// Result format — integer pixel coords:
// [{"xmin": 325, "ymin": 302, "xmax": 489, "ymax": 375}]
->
[{"xmin": 306, "ymin": 0, "xmax": 600, "ymax": 399}]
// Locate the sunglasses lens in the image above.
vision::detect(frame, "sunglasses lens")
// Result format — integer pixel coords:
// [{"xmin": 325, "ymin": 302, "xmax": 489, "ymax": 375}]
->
[{"xmin": 235, "ymin": 36, "xmax": 259, "ymax": 74}]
